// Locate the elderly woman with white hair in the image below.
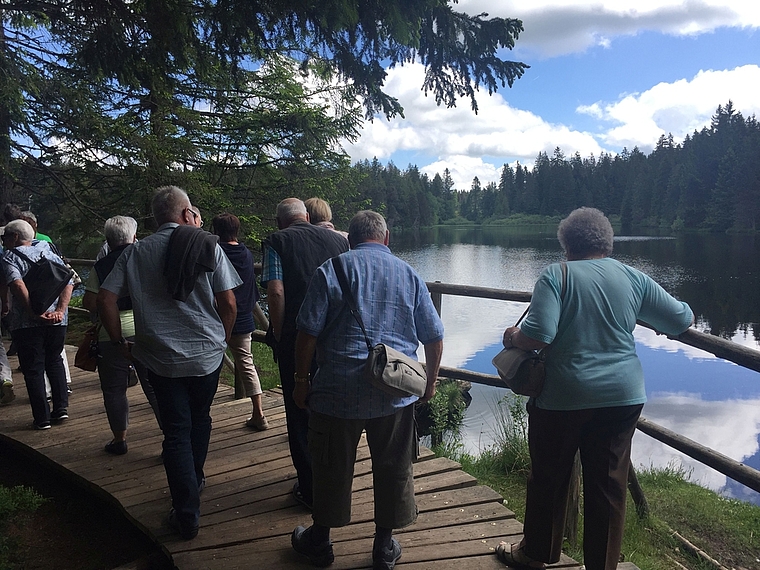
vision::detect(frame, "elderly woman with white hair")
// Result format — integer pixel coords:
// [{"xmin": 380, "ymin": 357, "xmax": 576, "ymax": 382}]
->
[
  {"xmin": 83, "ymin": 216, "xmax": 161, "ymax": 454},
  {"xmin": 495, "ymin": 207, "xmax": 694, "ymax": 570}
]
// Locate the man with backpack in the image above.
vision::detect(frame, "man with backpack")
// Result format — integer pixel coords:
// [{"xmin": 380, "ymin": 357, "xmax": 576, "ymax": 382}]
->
[{"xmin": 0, "ymin": 219, "xmax": 73, "ymax": 430}]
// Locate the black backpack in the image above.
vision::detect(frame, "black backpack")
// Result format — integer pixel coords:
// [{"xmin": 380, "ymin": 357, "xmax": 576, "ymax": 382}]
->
[{"xmin": 8, "ymin": 248, "xmax": 74, "ymax": 315}]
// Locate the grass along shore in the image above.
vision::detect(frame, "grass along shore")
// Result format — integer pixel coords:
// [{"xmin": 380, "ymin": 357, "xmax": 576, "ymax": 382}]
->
[{"xmin": 437, "ymin": 393, "xmax": 760, "ymax": 570}]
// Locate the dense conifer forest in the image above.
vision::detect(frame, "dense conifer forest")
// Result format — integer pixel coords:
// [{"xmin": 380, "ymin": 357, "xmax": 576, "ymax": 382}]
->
[{"xmin": 353, "ymin": 102, "xmax": 760, "ymax": 233}]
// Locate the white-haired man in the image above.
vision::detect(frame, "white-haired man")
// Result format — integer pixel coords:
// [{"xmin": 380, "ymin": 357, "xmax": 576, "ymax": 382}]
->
[
  {"xmin": 1, "ymin": 219, "xmax": 73, "ymax": 429},
  {"xmin": 291, "ymin": 210, "xmax": 444, "ymax": 569},
  {"xmin": 260, "ymin": 197, "xmax": 348, "ymax": 509},
  {"xmin": 97, "ymin": 186, "xmax": 241, "ymax": 540}
]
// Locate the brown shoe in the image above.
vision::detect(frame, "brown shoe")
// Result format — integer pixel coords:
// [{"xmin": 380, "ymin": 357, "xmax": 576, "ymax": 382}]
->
[{"xmin": 245, "ymin": 415, "xmax": 269, "ymax": 431}]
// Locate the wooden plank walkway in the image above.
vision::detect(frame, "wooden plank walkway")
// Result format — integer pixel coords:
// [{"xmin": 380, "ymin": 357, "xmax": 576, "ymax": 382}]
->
[{"xmin": 0, "ymin": 346, "xmax": 638, "ymax": 570}]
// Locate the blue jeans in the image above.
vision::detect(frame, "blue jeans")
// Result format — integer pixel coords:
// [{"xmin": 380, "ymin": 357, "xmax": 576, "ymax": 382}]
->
[
  {"xmin": 13, "ymin": 326, "xmax": 68, "ymax": 426},
  {"xmin": 148, "ymin": 363, "xmax": 221, "ymax": 532}
]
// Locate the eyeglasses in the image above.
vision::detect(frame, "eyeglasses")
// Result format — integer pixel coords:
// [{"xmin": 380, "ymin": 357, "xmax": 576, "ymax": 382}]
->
[{"xmin": 186, "ymin": 208, "xmax": 204, "ymax": 228}]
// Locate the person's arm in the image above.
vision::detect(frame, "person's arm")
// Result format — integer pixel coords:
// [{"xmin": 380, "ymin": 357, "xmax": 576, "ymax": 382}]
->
[
  {"xmin": 419, "ymin": 339, "xmax": 443, "ymax": 404},
  {"xmin": 267, "ymin": 279, "xmax": 285, "ymax": 342},
  {"xmin": 293, "ymin": 330, "xmax": 317, "ymax": 409},
  {"xmin": 82, "ymin": 290, "xmax": 98, "ymax": 313},
  {"xmin": 215, "ymin": 289, "xmax": 237, "ymax": 342},
  {"xmin": 40, "ymin": 284, "xmax": 73, "ymax": 324},
  {"xmin": 8, "ymin": 279, "xmax": 32, "ymax": 315},
  {"xmin": 502, "ymin": 326, "xmax": 548, "ymax": 351},
  {"xmin": 0, "ymin": 281, "xmax": 9, "ymax": 317},
  {"xmin": 97, "ymin": 289, "xmax": 123, "ymax": 343}
]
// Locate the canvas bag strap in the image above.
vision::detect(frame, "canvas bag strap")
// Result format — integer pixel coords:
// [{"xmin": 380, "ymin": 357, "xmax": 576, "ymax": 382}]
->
[{"xmin": 331, "ymin": 257, "xmax": 373, "ymax": 352}]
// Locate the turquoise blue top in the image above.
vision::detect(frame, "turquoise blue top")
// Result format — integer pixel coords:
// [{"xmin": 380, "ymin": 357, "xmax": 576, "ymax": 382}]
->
[{"xmin": 520, "ymin": 258, "xmax": 694, "ymax": 411}]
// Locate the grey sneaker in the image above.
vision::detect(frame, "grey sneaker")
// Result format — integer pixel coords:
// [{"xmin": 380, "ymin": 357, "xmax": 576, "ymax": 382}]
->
[
  {"xmin": 50, "ymin": 409, "xmax": 69, "ymax": 422},
  {"xmin": 291, "ymin": 525, "xmax": 334, "ymax": 567},
  {"xmin": 245, "ymin": 415, "xmax": 269, "ymax": 431},
  {"xmin": 0, "ymin": 380, "xmax": 15, "ymax": 404},
  {"xmin": 373, "ymin": 537, "xmax": 402, "ymax": 570}
]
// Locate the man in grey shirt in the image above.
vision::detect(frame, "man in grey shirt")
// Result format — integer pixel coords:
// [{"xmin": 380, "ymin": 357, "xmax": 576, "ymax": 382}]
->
[{"xmin": 98, "ymin": 186, "xmax": 241, "ymax": 540}]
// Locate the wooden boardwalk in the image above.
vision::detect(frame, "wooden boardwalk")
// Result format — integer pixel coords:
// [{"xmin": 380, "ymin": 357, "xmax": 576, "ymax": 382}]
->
[{"xmin": 0, "ymin": 347, "xmax": 638, "ymax": 570}]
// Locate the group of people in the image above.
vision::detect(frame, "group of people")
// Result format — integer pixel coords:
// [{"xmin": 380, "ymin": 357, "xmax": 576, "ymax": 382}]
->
[{"xmin": 0, "ymin": 188, "xmax": 694, "ymax": 570}]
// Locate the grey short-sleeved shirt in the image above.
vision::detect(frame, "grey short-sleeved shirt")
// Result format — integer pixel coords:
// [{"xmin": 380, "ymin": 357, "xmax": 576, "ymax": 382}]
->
[{"xmin": 101, "ymin": 223, "xmax": 242, "ymax": 377}]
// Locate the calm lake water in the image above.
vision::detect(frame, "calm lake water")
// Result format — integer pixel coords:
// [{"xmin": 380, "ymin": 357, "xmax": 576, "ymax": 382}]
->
[{"xmin": 392, "ymin": 226, "xmax": 760, "ymax": 505}]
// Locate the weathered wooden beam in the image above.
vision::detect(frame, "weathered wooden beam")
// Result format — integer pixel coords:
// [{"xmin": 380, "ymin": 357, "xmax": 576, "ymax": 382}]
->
[
  {"xmin": 637, "ymin": 321, "xmax": 760, "ymax": 374},
  {"xmin": 637, "ymin": 417, "xmax": 760, "ymax": 494},
  {"xmin": 426, "ymin": 281, "xmax": 533, "ymax": 303}
]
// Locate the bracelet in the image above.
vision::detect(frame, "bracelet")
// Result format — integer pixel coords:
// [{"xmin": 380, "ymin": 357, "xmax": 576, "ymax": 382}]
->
[{"xmin": 294, "ymin": 373, "xmax": 309, "ymax": 384}]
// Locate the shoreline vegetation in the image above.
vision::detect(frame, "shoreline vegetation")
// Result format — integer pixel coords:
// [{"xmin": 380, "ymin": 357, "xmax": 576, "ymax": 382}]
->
[
  {"xmin": 398, "ymin": 214, "xmax": 758, "ymax": 235},
  {"xmin": 437, "ymin": 394, "xmax": 760, "ymax": 570}
]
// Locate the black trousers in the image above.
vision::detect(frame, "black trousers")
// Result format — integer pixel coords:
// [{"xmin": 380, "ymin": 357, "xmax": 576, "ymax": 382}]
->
[
  {"xmin": 277, "ymin": 333, "xmax": 317, "ymax": 503},
  {"xmin": 522, "ymin": 402, "xmax": 643, "ymax": 570},
  {"xmin": 13, "ymin": 325, "xmax": 68, "ymax": 426}
]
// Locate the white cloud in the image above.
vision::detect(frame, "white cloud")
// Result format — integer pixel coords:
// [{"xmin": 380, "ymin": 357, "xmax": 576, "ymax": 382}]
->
[
  {"xmin": 583, "ymin": 65, "xmax": 760, "ymax": 151},
  {"xmin": 457, "ymin": 0, "xmax": 759, "ymax": 57},
  {"xmin": 343, "ymin": 63, "xmax": 604, "ymax": 186},
  {"xmin": 419, "ymin": 157, "xmax": 501, "ymax": 190}
]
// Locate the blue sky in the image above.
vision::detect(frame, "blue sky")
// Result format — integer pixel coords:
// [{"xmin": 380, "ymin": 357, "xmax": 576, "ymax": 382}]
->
[{"xmin": 342, "ymin": 1, "xmax": 760, "ymax": 189}]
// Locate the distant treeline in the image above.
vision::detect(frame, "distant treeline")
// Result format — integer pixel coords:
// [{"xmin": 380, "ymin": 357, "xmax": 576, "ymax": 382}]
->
[
  {"xmin": 8, "ymin": 102, "xmax": 759, "ymax": 257},
  {"xmin": 352, "ymin": 102, "xmax": 760, "ymax": 233}
]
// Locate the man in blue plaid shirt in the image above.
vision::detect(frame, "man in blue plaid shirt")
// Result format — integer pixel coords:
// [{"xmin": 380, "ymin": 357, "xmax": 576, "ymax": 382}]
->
[{"xmin": 291, "ymin": 210, "xmax": 444, "ymax": 570}]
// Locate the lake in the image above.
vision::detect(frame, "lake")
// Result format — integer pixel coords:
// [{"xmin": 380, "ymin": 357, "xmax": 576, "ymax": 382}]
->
[{"xmin": 392, "ymin": 226, "xmax": 760, "ymax": 505}]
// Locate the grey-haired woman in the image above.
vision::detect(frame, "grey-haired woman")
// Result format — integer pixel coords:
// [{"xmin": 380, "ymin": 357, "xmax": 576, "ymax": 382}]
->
[{"xmin": 496, "ymin": 207, "xmax": 694, "ymax": 570}]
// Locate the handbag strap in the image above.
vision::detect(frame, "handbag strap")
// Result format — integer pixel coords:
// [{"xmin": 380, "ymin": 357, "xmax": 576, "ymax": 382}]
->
[
  {"xmin": 514, "ymin": 261, "xmax": 568, "ymax": 326},
  {"xmin": 331, "ymin": 257, "xmax": 373, "ymax": 352}
]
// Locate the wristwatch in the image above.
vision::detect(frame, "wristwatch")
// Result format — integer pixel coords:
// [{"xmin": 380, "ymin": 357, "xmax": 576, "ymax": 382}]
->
[
  {"xmin": 294, "ymin": 373, "xmax": 309, "ymax": 384},
  {"xmin": 111, "ymin": 337, "xmax": 127, "ymax": 347}
]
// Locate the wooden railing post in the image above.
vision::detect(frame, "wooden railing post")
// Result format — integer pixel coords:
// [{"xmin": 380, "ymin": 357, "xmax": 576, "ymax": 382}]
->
[
  {"xmin": 431, "ymin": 281, "xmax": 442, "ymax": 317},
  {"xmin": 564, "ymin": 451, "xmax": 581, "ymax": 546},
  {"xmin": 628, "ymin": 465, "xmax": 650, "ymax": 519}
]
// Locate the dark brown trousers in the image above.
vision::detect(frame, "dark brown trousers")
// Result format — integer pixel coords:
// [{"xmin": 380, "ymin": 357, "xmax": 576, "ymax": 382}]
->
[
  {"xmin": 308, "ymin": 405, "xmax": 418, "ymax": 530},
  {"xmin": 521, "ymin": 402, "xmax": 643, "ymax": 570}
]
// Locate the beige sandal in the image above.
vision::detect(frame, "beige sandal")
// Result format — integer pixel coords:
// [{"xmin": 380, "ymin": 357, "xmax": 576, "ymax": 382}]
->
[{"xmin": 495, "ymin": 541, "xmax": 546, "ymax": 569}]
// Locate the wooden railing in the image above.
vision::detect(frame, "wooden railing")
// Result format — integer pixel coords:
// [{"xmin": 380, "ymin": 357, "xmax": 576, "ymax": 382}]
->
[
  {"xmin": 67, "ymin": 259, "xmax": 760, "ymax": 496},
  {"xmin": 426, "ymin": 281, "xmax": 760, "ymax": 497}
]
